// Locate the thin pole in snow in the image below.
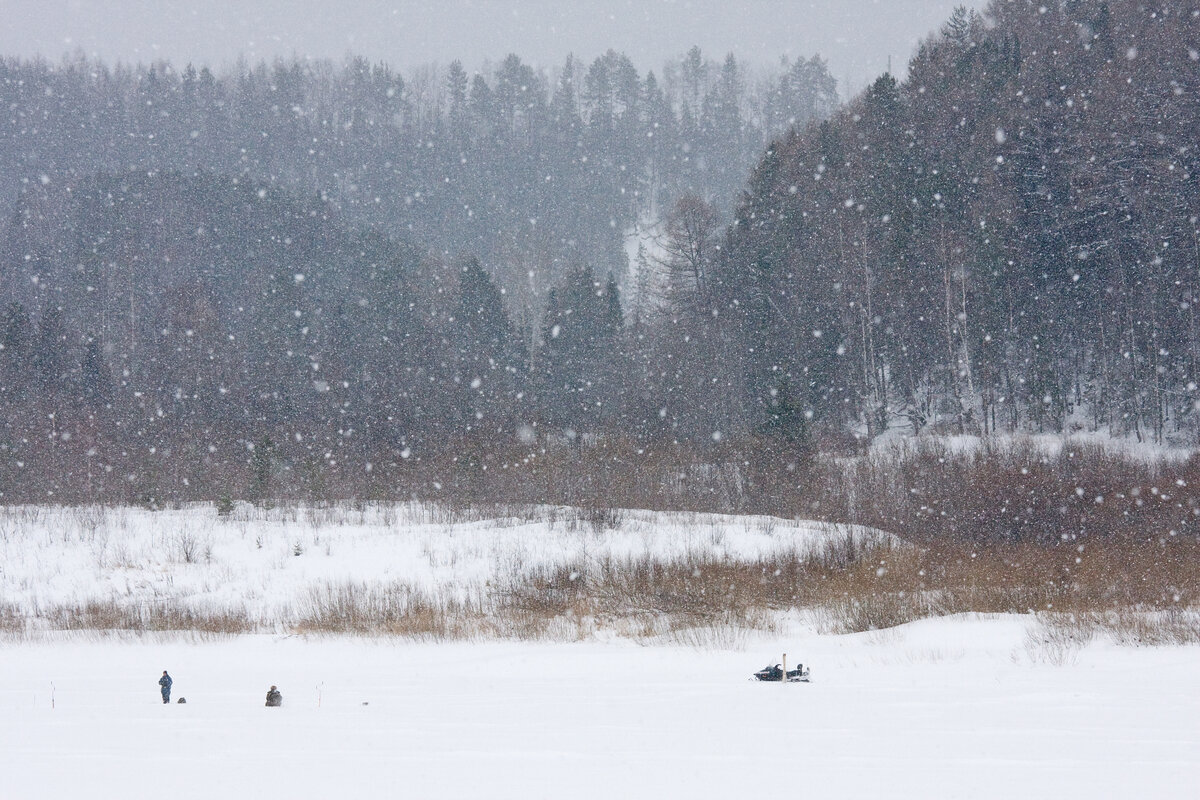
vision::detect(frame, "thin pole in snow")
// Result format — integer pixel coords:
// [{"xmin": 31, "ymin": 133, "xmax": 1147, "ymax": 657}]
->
[
  {"xmin": 316, "ymin": 682, "xmax": 324, "ymax": 708},
  {"xmin": 782, "ymin": 654, "xmax": 786, "ymax": 684},
  {"xmin": 51, "ymin": 682, "xmax": 55, "ymax": 709}
]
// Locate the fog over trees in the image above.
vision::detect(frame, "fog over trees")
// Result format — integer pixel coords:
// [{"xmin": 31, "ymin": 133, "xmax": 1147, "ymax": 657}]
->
[
  {"xmin": 0, "ymin": 44, "xmax": 838, "ymax": 502},
  {"xmin": 0, "ymin": 0, "xmax": 1196, "ymax": 511},
  {"xmin": 722, "ymin": 1, "xmax": 1200, "ymax": 445}
]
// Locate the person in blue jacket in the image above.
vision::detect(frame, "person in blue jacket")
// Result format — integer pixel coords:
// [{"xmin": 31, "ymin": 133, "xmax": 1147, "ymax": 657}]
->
[{"xmin": 159, "ymin": 670, "xmax": 172, "ymax": 704}]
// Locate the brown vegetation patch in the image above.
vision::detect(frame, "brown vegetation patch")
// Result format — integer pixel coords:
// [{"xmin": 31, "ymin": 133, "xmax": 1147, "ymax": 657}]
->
[{"xmin": 45, "ymin": 601, "xmax": 253, "ymax": 635}]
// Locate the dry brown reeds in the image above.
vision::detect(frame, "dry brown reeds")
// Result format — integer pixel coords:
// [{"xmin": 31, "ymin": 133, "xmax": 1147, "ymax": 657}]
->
[
  {"xmin": 483, "ymin": 529, "xmax": 1198, "ymax": 637},
  {"xmin": 295, "ymin": 582, "xmax": 485, "ymax": 640},
  {"xmin": 0, "ymin": 603, "xmax": 26, "ymax": 636},
  {"xmin": 44, "ymin": 601, "xmax": 253, "ymax": 635}
]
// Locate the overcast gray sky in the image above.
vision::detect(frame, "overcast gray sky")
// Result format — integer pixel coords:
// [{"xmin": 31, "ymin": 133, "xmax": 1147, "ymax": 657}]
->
[{"xmin": 2, "ymin": 0, "xmax": 990, "ymax": 97}]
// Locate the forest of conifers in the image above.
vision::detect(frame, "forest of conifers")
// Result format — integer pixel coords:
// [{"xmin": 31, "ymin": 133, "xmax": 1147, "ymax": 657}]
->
[{"xmin": 0, "ymin": 0, "xmax": 1197, "ymax": 509}]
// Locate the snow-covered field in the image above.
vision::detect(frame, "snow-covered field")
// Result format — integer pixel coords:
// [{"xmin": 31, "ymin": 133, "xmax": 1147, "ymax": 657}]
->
[
  {"xmin": 0, "ymin": 503, "xmax": 883, "ymax": 627},
  {"xmin": 1, "ymin": 503, "xmax": 1197, "ymax": 798},
  {"xmin": 2, "ymin": 618, "xmax": 1197, "ymax": 799}
]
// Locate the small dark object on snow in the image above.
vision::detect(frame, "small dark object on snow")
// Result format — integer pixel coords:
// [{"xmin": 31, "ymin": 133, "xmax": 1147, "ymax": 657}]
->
[
  {"xmin": 753, "ymin": 663, "xmax": 810, "ymax": 682},
  {"xmin": 177, "ymin": 697, "xmax": 186, "ymax": 704},
  {"xmin": 265, "ymin": 686, "xmax": 282, "ymax": 707}
]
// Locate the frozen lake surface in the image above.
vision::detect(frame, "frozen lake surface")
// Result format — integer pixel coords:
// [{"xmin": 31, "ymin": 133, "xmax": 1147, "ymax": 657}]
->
[{"xmin": 2, "ymin": 617, "xmax": 1196, "ymax": 799}]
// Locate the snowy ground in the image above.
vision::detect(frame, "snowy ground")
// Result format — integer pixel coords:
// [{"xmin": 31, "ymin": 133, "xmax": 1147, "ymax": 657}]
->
[
  {"xmin": 0, "ymin": 503, "xmax": 883, "ymax": 625},
  {"xmin": 2, "ymin": 617, "xmax": 1197, "ymax": 799},
  {"xmin": 1, "ymin": 504, "xmax": 1197, "ymax": 797}
]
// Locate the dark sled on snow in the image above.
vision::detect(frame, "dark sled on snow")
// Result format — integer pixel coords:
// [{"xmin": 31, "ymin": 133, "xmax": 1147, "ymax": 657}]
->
[{"xmin": 752, "ymin": 663, "xmax": 810, "ymax": 683}]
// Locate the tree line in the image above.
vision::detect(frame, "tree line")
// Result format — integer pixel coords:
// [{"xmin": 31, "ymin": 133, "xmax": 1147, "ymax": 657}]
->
[
  {"xmin": 1, "ymin": 1, "xmax": 1197, "ymax": 508},
  {"xmin": 715, "ymin": 0, "xmax": 1200, "ymax": 445},
  {"xmin": 0, "ymin": 169, "xmax": 751, "ymax": 504},
  {"xmin": 0, "ymin": 46, "xmax": 838, "ymax": 327},
  {"xmin": 0, "ymin": 44, "xmax": 839, "ymax": 503}
]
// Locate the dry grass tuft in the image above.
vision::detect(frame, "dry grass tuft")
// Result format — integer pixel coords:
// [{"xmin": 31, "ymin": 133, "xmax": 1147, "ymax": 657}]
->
[
  {"xmin": 295, "ymin": 583, "xmax": 485, "ymax": 640},
  {"xmin": 0, "ymin": 603, "xmax": 27, "ymax": 637}
]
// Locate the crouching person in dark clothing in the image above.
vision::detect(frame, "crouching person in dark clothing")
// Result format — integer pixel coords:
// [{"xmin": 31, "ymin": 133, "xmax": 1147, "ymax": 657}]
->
[
  {"xmin": 159, "ymin": 671, "xmax": 172, "ymax": 704},
  {"xmin": 265, "ymin": 685, "xmax": 282, "ymax": 707}
]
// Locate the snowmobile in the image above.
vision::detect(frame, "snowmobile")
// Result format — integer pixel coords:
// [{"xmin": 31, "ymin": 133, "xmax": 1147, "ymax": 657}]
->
[{"xmin": 752, "ymin": 663, "xmax": 810, "ymax": 682}]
